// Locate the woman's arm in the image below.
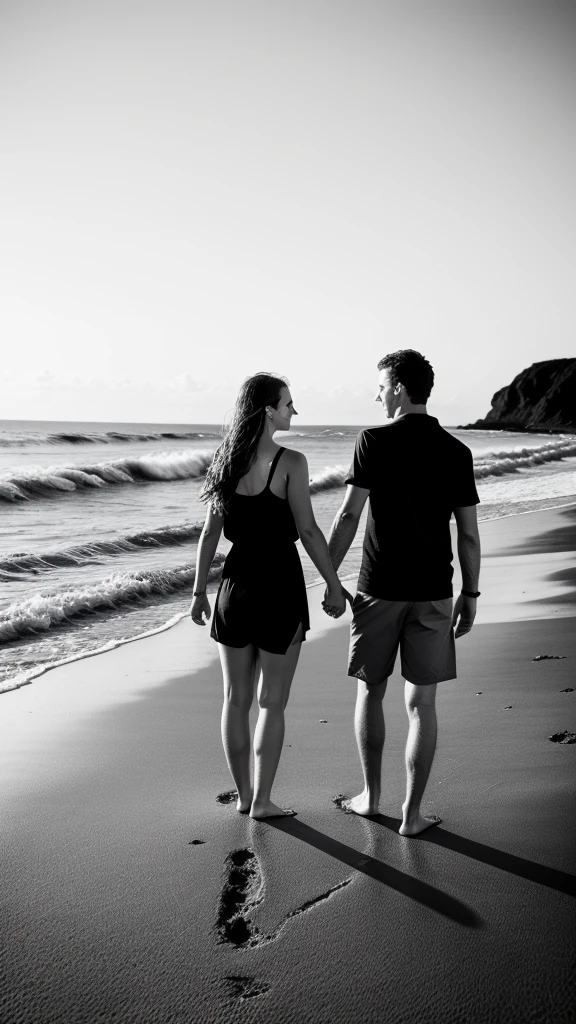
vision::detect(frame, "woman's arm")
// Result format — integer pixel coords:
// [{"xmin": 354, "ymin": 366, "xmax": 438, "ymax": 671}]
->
[
  {"xmin": 190, "ymin": 505, "xmax": 224, "ymax": 625},
  {"xmin": 286, "ymin": 451, "xmax": 344, "ymax": 599}
]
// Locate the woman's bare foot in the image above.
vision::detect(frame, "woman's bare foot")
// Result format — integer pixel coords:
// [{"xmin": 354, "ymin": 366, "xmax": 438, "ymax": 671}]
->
[
  {"xmin": 399, "ymin": 813, "xmax": 442, "ymax": 836},
  {"xmin": 342, "ymin": 790, "xmax": 379, "ymax": 817},
  {"xmin": 250, "ymin": 800, "xmax": 297, "ymax": 819},
  {"xmin": 215, "ymin": 789, "xmax": 252, "ymax": 813},
  {"xmin": 237, "ymin": 792, "xmax": 253, "ymax": 814}
]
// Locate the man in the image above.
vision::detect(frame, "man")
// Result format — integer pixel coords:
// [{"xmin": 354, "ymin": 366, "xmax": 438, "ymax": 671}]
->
[{"xmin": 326, "ymin": 350, "xmax": 481, "ymax": 835}]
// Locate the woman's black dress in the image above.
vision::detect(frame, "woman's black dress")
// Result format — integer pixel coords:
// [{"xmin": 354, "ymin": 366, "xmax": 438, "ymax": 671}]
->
[{"xmin": 210, "ymin": 448, "xmax": 310, "ymax": 654}]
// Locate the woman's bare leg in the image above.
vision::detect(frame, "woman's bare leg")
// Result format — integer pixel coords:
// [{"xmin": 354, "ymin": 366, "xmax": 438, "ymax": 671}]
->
[
  {"xmin": 217, "ymin": 643, "xmax": 259, "ymax": 812},
  {"xmin": 251, "ymin": 625, "xmax": 303, "ymax": 819}
]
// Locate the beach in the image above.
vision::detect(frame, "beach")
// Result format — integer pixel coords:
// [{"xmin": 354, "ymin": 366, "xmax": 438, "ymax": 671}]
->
[{"xmin": 1, "ymin": 504, "xmax": 575, "ymax": 1024}]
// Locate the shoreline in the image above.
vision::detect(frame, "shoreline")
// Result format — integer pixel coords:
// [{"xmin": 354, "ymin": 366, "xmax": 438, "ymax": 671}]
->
[{"xmin": 3, "ymin": 497, "xmax": 576, "ymax": 697}]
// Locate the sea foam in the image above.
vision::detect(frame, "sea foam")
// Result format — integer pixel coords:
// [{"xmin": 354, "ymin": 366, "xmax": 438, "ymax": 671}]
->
[{"xmin": 0, "ymin": 556, "xmax": 225, "ymax": 641}]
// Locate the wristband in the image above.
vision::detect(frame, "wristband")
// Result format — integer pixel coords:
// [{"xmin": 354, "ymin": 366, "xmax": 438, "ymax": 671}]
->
[
  {"xmin": 461, "ymin": 589, "xmax": 480, "ymax": 598},
  {"xmin": 193, "ymin": 590, "xmax": 206, "ymax": 597}
]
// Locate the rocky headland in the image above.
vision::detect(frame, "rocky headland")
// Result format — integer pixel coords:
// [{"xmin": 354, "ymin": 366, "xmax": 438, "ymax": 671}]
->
[{"xmin": 462, "ymin": 358, "xmax": 576, "ymax": 433}]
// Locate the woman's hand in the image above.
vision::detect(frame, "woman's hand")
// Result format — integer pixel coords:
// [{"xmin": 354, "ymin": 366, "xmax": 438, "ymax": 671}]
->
[
  {"xmin": 190, "ymin": 593, "xmax": 211, "ymax": 626},
  {"xmin": 322, "ymin": 584, "xmax": 352, "ymax": 619}
]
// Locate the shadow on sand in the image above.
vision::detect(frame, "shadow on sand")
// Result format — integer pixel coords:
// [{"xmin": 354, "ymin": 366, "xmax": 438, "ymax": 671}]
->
[
  {"xmin": 373, "ymin": 814, "xmax": 576, "ymax": 896},
  {"xmin": 497, "ymin": 504, "xmax": 576, "ymax": 557},
  {"xmin": 265, "ymin": 817, "xmax": 482, "ymax": 928}
]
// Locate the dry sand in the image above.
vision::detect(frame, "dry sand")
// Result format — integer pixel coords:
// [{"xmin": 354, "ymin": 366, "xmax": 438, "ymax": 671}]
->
[{"xmin": 1, "ymin": 505, "xmax": 575, "ymax": 1024}]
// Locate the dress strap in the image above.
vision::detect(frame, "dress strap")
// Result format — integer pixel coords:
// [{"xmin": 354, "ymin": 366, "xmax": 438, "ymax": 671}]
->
[{"xmin": 265, "ymin": 447, "xmax": 285, "ymax": 490}]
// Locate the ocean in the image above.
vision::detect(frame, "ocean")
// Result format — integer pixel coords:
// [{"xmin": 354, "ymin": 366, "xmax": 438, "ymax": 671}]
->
[{"xmin": 1, "ymin": 418, "xmax": 575, "ymax": 694}]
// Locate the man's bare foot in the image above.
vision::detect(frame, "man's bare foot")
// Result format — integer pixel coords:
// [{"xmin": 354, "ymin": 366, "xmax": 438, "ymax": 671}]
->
[
  {"xmin": 342, "ymin": 790, "xmax": 379, "ymax": 817},
  {"xmin": 250, "ymin": 800, "xmax": 297, "ymax": 820},
  {"xmin": 399, "ymin": 813, "xmax": 442, "ymax": 836}
]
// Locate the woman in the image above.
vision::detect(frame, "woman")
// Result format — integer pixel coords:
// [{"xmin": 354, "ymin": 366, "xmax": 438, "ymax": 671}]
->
[{"xmin": 190, "ymin": 372, "xmax": 348, "ymax": 819}]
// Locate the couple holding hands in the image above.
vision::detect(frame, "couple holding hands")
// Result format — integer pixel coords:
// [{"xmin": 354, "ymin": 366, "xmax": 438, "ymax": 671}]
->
[{"xmin": 191, "ymin": 351, "xmax": 481, "ymax": 834}]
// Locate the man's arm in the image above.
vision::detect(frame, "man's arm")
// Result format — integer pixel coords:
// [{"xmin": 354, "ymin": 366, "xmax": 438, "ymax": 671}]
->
[
  {"xmin": 327, "ymin": 484, "xmax": 370, "ymax": 570},
  {"xmin": 452, "ymin": 505, "xmax": 481, "ymax": 638}
]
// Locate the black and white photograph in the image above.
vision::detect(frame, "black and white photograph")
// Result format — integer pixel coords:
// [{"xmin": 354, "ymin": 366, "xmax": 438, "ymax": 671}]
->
[{"xmin": 1, "ymin": 2, "xmax": 575, "ymax": 1022}]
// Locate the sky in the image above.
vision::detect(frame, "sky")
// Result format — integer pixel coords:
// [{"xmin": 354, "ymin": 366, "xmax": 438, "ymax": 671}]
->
[{"xmin": 1, "ymin": 0, "xmax": 575, "ymax": 425}]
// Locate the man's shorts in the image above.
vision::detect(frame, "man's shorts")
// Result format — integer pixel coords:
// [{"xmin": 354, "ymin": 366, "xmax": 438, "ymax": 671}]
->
[{"xmin": 348, "ymin": 592, "xmax": 456, "ymax": 686}]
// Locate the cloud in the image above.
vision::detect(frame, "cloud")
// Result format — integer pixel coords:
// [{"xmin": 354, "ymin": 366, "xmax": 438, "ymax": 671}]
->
[
  {"xmin": 33, "ymin": 369, "xmax": 57, "ymax": 388},
  {"xmin": 166, "ymin": 373, "xmax": 205, "ymax": 393},
  {"xmin": 205, "ymin": 381, "xmax": 234, "ymax": 396}
]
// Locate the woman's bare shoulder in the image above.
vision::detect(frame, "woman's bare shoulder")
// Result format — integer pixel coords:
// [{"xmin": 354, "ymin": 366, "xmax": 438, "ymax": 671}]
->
[{"xmin": 282, "ymin": 448, "xmax": 307, "ymax": 470}]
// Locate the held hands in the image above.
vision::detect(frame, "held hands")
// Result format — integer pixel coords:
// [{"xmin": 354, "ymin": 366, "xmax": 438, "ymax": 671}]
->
[
  {"xmin": 190, "ymin": 593, "xmax": 211, "ymax": 626},
  {"xmin": 452, "ymin": 593, "xmax": 477, "ymax": 638},
  {"xmin": 322, "ymin": 584, "xmax": 354, "ymax": 619}
]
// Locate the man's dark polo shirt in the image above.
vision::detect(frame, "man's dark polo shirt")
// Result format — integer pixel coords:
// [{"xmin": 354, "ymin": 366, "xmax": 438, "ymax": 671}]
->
[{"xmin": 346, "ymin": 414, "xmax": 480, "ymax": 601}]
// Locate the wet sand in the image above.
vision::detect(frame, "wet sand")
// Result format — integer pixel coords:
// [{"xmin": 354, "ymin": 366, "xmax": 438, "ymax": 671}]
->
[{"xmin": 1, "ymin": 505, "xmax": 575, "ymax": 1024}]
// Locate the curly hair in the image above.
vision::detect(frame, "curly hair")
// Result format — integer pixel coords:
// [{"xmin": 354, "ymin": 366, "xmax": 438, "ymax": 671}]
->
[
  {"xmin": 377, "ymin": 350, "xmax": 434, "ymax": 405},
  {"xmin": 200, "ymin": 372, "xmax": 288, "ymax": 515}
]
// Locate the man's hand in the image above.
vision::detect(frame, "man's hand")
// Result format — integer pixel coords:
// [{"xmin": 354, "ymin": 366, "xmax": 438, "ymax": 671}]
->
[
  {"xmin": 452, "ymin": 594, "xmax": 476, "ymax": 638},
  {"xmin": 190, "ymin": 593, "xmax": 211, "ymax": 626},
  {"xmin": 322, "ymin": 585, "xmax": 354, "ymax": 619}
]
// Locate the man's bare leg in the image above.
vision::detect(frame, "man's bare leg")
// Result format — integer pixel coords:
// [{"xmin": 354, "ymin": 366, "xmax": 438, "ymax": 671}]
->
[
  {"xmin": 400, "ymin": 680, "xmax": 441, "ymax": 836},
  {"xmin": 344, "ymin": 677, "xmax": 388, "ymax": 816}
]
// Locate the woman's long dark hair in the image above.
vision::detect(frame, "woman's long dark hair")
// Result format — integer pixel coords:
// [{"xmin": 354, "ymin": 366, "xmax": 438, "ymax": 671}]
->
[{"xmin": 200, "ymin": 372, "xmax": 288, "ymax": 515}]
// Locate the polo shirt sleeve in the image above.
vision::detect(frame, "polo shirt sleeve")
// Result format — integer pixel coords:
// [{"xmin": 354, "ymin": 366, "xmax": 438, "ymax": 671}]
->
[
  {"xmin": 345, "ymin": 429, "xmax": 372, "ymax": 490},
  {"xmin": 452, "ymin": 446, "xmax": 480, "ymax": 507}
]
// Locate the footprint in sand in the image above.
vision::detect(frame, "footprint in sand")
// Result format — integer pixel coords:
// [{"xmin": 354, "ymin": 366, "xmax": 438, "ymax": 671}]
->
[
  {"xmin": 224, "ymin": 975, "xmax": 270, "ymax": 1001},
  {"xmin": 216, "ymin": 849, "xmax": 264, "ymax": 948},
  {"xmin": 216, "ymin": 790, "xmax": 238, "ymax": 805},
  {"xmin": 533, "ymin": 654, "xmax": 567, "ymax": 661},
  {"xmin": 549, "ymin": 731, "xmax": 576, "ymax": 744},
  {"xmin": 216, "ymin": 847, "xmax": 353, "ymax": 952}
]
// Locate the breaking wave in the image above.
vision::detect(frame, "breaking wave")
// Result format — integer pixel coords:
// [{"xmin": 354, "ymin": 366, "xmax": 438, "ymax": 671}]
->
[
  {"xmin": 0, "ymin": 429, "xmax": 220, "ymax": 447},
  {"xmin": 0, "ymin": 452, "xmax": 349, "ymax": 503},
  {"xmin": 474, "ymin": 440, "xmax": 576, "ymax": 480},
  {"xmin": 0, "ymin": 449, "xmax": 213, "ymax": 502},
  {"xmin": 305, "ymin": 441, "xmax": 576, "ymax": 493},
  {"xmin": 309, "ymin": 465, "xmax": 349, "ymax": 493},
  {"xmin": 0, "ymin": 522, "xmax": 204, "ymax": 575},
  {"xmin": 3, "ymin": 438, "xmax": 572, "ymax": 506},
  {"xmin": 0, "ymin": 556, "xmax": 225, "ymax": 642}
]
